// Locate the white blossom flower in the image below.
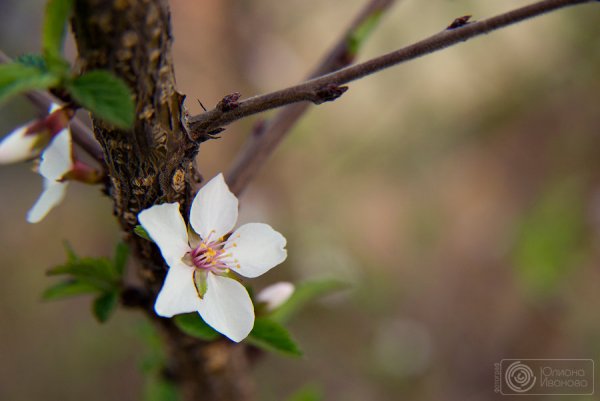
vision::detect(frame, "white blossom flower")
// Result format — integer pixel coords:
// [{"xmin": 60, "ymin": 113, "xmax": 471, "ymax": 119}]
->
[
  {"xmin": 257, "ymin": 282, "xmax": 295, "ymax": 311},
  {"xmin": 26, "ymin": 126, "xmax": 73, "ymax": 223},
  {"xmin": 138, "ymin": 173, "xmax": 287, "ymax": 342}
]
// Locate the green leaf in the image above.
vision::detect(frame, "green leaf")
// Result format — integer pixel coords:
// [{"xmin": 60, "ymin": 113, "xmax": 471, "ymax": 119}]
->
[
  {"xmin": 270, "ymin": 279, "xmax": 348, "ymax": 323},
  {"xmin": 347, "ymin": 11, "xmax": 383, "ymax": 56},
  {"xmin": 0, "ymin": 63, "xmax": 60, "ymax": 104},
  {"xmin": 42, "ymin": 0, "xmax": 73, "ymax": 65},
  {"xmin": 42, "ymin": 279, "xmax": 100, "ymax": 300},
  {"xmin": 48, "ymin": 257, "xmax": 119, "ymax": 292},
  {"xmin": 173, "ymin": 313, "xmax": 220, "ymax": 341},
  {"xmin": 66, "ymin": 70, "xmax": 135, "ymax": 128},
  {"xmin": 63, "ymin": 240, "xmax": 78, "ymax": 262},
  {"xmin": 16, "ymin": 54, "xmax": 48, "ymax": 72},
  {"xmin": 286, "ymin": 385, "xmax": 324, "ymax": 401},
  {"xmin": 134, "ymin": 225, "xmax": 152, "ymax": 241},
  {"xmin": 248, "ymin": 317, "xmax": 302, "ymax": 357},
  {"xmin": 92, "ymin": 291, "xmax": 119, "ymax": 323},
  {"xmin": 113, "ymin": 242, "xmax": 130, "ymax": 277}
]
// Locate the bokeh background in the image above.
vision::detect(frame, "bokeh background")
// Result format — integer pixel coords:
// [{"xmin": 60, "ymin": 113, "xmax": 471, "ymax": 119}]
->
[{"xmin": 1, "ymin": 1, "xmax": 599, "ymax": 400}]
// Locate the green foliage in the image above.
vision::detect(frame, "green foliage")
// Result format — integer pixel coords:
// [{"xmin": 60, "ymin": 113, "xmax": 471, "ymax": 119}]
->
[
  {"xmin": 270, "ymin": 279, "xmax": 347, "ymax": 323},
  {"xmin": 347, "ymin": 11, "xmax": 383, "ymax": 57},
  {"xmin": 65, "ymin": 70, "xmax": 135, "ymax": 128},
  {"xmin": 135, "ymin": 225, "xmax": 152, "ymax": 241},
  {"xmin": 0, "ymin": 63, "xmax": 59, "ymax": 104},
  {"xmin": 44, "ymin": 242, "xmax": 129, "ymax": 323},
  {"xmin": 42, "ymin": 0, "xmax": 73, "ymax": 70},
  {"xmin": 286, "ymin": 385, "xmax": 324, "ymax": 401},
  {"xmin": 513, "ymin": 179, "xmax": 587, "ymax": 297},
  {"xmin": 16, "ymin": 54, "xmax": 48, "ymax": 72},
  {"xmin": 248, "ymin": 317, "xmax": 302, "ymax": 357},
  {"xmin": 173, "ymin": 313, "xmax": 220, "ymax": 341}
]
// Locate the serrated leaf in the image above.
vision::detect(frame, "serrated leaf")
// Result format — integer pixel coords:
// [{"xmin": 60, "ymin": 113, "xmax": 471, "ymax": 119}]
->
[
  {"xmin": 270, "ymin": 279, "xmax": 348, "ymax": 323},
  {"xmin": 66, "ymin": 70, "xmax": 134, "ymax": 128},
  {"xmin": 248, "ymin": 317, "xmax": 302, "ymax": 357},
  {"xmin": 16, "ymin": 54, "xmax": 48, "ymax": 72},
  {"xmin": 113, "ymin": 242, "xmax": 129, "ymax": 277},
  {"xmin": 135, "ymin": 225, "xmax": 152, "ymax": 241},
  {"xmin": 42, "ymin": 279, "xmax": 100, "ymax": 300},
  {"xmin": 92, "ymin": 291, "xmax": 118, "ymax": 323},
  {"xmin": 347, "ymin": 11, "xmax": 383, "ymax": 56},
  {"xmin": 42, "ymin": 0, "xmax": 73, "ymax": 65},
  {"xmin": 0, "ymin": 63, "xmax": 59, "ymax": 104},
  {"xmin": 173, "ymin": 313, "xmax": 220, "ymax": 341}
]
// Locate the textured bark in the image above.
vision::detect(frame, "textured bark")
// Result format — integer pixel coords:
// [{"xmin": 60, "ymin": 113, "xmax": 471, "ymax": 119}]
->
[{"xmin": 70, "ymin": 1, "xmax": 253, "ymax": 400}]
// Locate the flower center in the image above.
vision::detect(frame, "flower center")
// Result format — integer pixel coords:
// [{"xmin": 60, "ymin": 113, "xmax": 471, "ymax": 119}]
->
[{"xmin": 186, "ymin": 234, "xmax": 231, "ymax": 274}]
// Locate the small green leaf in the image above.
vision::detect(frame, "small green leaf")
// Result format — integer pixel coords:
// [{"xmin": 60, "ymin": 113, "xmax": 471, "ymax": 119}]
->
[
  {"xmin": 135, "ymin": 225, "xmax": 152, "ymax": 241},
  {"xmin": 347, "ymin": 11, "xmax": 383, "ymax": 56},
  {"xmin": 92, "ymin": 291, "xmax": 119, "ymax": 323},
  {"xmin": 48, "ymin": 257, "xmax": 118, "ymax": 291},
  {"xmin": 42, "ymin": 0, "xmax": 73, "ymax": 65},
  {"xmin": 270, "ymin": 279, "xmax": 348, "ymax": 323},
  {"xmin": 193, "ymin": 270, "xmax": 208, "ymax": 299},
  {"xmin": 113, "ymin": 242, "xmax": 130, "ymax": 277},
  {"xmin": 248, "ymin": 317, "xmax": 302, "ymax": 357},
  {"xmin": 42, "ymin": 279, "xmax": 100, "ymax": 300},
  {"xmin": 16, "ymin": 54, "xmax": 48, "ymax": 72},
  {"xmin": 0, "ymin": 63, "xmax": 59, "ymax": 104},
  {"xmin": 63, "ymin": 240, "xmax": 78, "ymax": 262},
  {"xmin": 66, "ymin": 70, "xmax": 135, "ymax": 128},
  {"xmin": 173, "ymin": 313, "xmax": 220, "ymax": 340},
  {"xmin": 286, "ymin": 385, "xmax": 324, "ymax": 401}
]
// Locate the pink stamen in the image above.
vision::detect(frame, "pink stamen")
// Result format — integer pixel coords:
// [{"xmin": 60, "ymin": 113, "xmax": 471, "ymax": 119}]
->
[{"xmin": 187, "ymin": 234, "xmax": 233, "ymax": 274}]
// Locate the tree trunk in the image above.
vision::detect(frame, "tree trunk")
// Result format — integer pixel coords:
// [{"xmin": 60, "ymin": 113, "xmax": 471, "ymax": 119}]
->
[{"xmin": 71, "ymin": 0, "xmax": 253, "ymax": 399}]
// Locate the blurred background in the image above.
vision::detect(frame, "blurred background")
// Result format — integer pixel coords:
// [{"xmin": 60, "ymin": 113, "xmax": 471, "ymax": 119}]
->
[{"xmin": 0, "ymin": 0, "xmax": 599, "ymax": 400}]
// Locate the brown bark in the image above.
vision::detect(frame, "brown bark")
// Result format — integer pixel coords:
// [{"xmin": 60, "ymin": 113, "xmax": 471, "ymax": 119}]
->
[{"xmin": 70, "ymin": 0, "xmax": 252, "ymax": 400}]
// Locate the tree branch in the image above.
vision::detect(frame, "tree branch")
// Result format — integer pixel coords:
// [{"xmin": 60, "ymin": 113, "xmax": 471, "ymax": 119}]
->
[
  {"xmin": 0, "ymin": 50, "xmax": 105, "ymax": 164},
  {"xmin": 226, "ymin": 0, "xmax": 397, "ymax": 195},
  {"xmin": 189, "ymin": 0, "xmax": 595, "ymax": 139}
]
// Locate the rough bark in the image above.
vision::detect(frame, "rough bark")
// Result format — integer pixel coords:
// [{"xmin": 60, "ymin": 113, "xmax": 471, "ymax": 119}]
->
[{"xmin": 70, "ymin": 0, "xmax": 253, "ymax": 400}]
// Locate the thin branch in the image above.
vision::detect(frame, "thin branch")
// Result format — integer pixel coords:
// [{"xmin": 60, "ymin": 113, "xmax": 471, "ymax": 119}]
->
[
  {"xmin": 226, "ymin": 0, "xmax": 397, "ymax": 195},
  {"xmin": 0, "ymin": 50, "xmax": 105, "ymax": 164},
  {"xmin": 189, "ymin": 0, "xmax": 595, "ymax": 139}
]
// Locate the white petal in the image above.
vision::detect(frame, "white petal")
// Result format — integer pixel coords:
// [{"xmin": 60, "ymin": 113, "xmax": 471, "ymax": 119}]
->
[
  {"xmin": 189, "ymin": 173, "xmax": 238, "ymax": 240},
  {"xmin": 224, "ymin": 223, "xmax": 287, "ymax": 278},
  {"xmin": 154, "ymin": 261, "xmax": 201, "ymax": 317},
  {"xmin": 257, "ymin": 282, "xmax": 295, "ymax": 311},
  {"xmin": 138, "ymin": 203, "xmax": 190, "ymax": 266},
  {"xmin": 197, "ymin": 273, "xmax": 254, "ymax": 342},
  {"xmin": 26, "ymin": 181, "xmax": 68, "ymax": 223},
  {"xmin": 0, "ymin": 125, "xmax": 39, "ymax": 164},
  {"xmin": 39, "ymin": 128, "xmax": 72, "ymax": 180}
]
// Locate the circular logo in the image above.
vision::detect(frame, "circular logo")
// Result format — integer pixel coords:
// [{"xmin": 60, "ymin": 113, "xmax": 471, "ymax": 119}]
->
[{"xmin": 505, "ymin": 361, "xmax": 536, "ymax": 393}]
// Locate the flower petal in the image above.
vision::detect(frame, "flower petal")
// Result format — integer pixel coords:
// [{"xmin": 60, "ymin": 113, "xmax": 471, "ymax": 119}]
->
[
  {"xmin": 0, "ymin": 125, "xmax": 39, "ymax": 164},
  {"xmin": 38, "ymin": 128, "xmax": 72, "ymax": 180},
  {"xmin": 26, "ymin": 181, "xmax": 68, "ymax": 223},
  {"xmin": 138, "ymin": 203, "xmax": 190, "ymax": 266},
  {"xmin": 257, "ymin": 282, "xmax": 295, "ymax": 311},
  {"xmin": 197, "ymin": 273, "xmax": 254, "ymax": 342},
  {"xmin": 189, "ymin": 173, "xmax": 238, "ymax": 240},
  {"xmin": 154, "ymin": 261, "xmax": 201, "ymax": 317},
  {"xmin": 224, "ymin": 223, "xmax": 287, "ymax": 278}
]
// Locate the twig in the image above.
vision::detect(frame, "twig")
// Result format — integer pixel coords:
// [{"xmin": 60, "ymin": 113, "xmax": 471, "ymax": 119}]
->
[
  {"xmin": 0, "ymin": 50, "xmax": 105, "ymax": 164},
  {"xmin": 189, "ymin": 0, "xmax": 595, "ymax": 138},
  {"xmin": 226, "ymin": 0, "xmax": 397, "ymax": 195}
]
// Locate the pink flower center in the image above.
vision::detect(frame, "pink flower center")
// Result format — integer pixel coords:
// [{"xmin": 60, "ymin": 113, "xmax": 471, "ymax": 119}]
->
[{"xmin": 187, "ymin": 235, "xmax": 233, "ymax": 274}]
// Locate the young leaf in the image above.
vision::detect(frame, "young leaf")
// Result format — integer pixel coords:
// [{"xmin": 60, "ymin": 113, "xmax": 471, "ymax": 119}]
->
[
  {"xmin": 92, "ymin": 291, "xmax": 119, "ymax": 323},
  {"xmin": 173, "ymin": 313, "xmax": 220, "ymax": 341},
  {"xmin": 248, "ymin": 317, "xmax": 302, "ymax": 357},
  {"xmin": 48, "ymin": 257, "xmax": 119, "ymax": 291},
  {"xmin": 16, "ymin": 54, "xmax": 48, "ymax": 72},
  {"xmin": 42, "ymin": 279, "xmax": 100, "ymax": 300},
  {"xmin": 66, "ymin": 70, "xmax": 135, "ymax": 128},
  {"xmin": 0, "ymin": 63, "xmax": 59, "ymax": 104},
  {"xmin": 134, "ymin": 225, "xmax": 152, "ymax": 241},
  {"xmin": 270, "ymin": 279, "xmax": 348, "ymax": 323},
  {"xmin": 113, "ymin": 242, "xmax": 130, "ymax": 277},
  {"xmin": 42, "ymin": 0, "xmax": 73, "ymax": 64}
]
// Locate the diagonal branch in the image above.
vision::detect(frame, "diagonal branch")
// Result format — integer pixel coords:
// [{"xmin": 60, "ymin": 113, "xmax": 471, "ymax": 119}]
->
[
  {"xmin": 189, "ymin": 0, "xmax": 595, "ymax": 141},
  {"xmin": 226, "ymin": 0, "xmax": 397, "ymax": 195}
]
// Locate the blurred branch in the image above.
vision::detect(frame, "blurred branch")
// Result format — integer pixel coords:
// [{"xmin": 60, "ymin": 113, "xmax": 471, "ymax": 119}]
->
[
  {"xmin": 0, "ymin": 50, "xmax": 105, "ymax": 164},
  {"xmin": 189, "ymin": 0, "xmax": 594, "ymax": 141},
  {"xmin": 226, "ymin": 0, "xmax": 397, "ymax": 195}
]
